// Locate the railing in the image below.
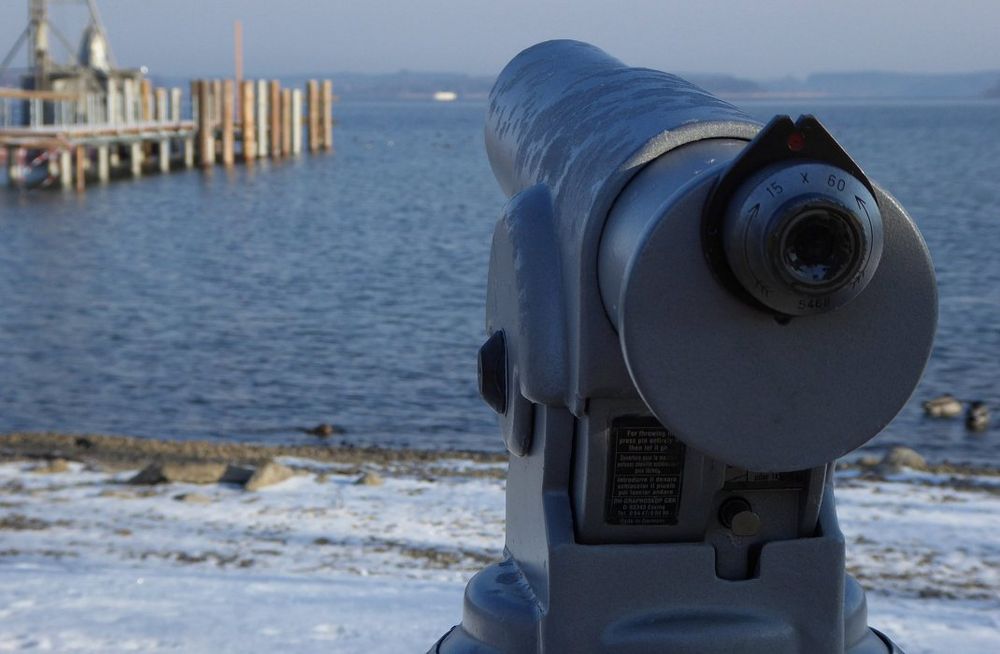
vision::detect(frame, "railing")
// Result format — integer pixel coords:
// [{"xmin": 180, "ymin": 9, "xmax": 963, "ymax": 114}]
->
[{"xmin": 0, "ymin": 84, "xmax": 188, "ymax": 130}]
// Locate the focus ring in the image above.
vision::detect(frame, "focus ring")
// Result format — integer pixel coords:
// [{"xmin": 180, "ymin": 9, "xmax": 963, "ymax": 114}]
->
[{"xmin": 721, "ymin": 162, "xmax": 883, "ymax": 316}]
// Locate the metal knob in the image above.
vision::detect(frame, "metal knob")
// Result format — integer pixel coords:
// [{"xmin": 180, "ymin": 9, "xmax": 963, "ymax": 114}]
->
[{"xmin": 719, "ymin": 497, "xmax": 761, "ymax": 537}]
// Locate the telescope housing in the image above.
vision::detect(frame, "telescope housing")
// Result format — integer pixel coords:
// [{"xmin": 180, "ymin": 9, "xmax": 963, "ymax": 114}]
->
[{"xmin": 432, "ymin": 40, "xmax": 933, "ymax": 654}]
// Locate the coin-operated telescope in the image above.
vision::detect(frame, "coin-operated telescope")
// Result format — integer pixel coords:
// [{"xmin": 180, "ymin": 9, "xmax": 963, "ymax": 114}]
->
[{"xmin": 431, "ymin": 40, "xmax": 935, "ymax": 654}]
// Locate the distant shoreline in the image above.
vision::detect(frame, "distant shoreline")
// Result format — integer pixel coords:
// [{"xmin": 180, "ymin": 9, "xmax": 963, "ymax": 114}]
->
[
  {"xmin": 0, "ymin": 431, "xmax": 506, "ymax": 471},
  {"xmin": 2, "ymin": 431, "xmax": 996, "ymax": 479}
]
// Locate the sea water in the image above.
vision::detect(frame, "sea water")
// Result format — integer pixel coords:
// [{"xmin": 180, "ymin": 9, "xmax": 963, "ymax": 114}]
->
[{"xmin": 1, "ymin": 99, "xmax": 997, "ymax": 465}]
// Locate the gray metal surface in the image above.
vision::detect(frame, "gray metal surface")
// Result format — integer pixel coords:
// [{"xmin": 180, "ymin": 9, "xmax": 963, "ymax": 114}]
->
[
  {"xmin": 601, "ymin": 166, "xmax": 936, "ymax": 471},
  {"xmin": 432, "ymin": 404, "xmax": 888, "ymax": 653},
  {"xmin": 434, "ymin": 39, "xmax": 931, "ymax": 653},
  {"xmin": 485, "ymin": 39, "xmax": 760, "ymax": 414}
]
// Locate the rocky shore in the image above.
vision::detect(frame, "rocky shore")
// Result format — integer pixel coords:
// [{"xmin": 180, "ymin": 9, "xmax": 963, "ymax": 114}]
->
[
  {"xmin": 0, "ymin": 431, "xmax": 506, "ymax": 469},
  {"xmin": 1, "ymin": 431, "xmax": 995, "ymax": 483}
]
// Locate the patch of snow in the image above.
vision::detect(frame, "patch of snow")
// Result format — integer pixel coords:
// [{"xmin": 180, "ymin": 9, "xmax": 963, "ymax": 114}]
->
[{"xmin": 0, "ymin": 461, "xmax": 995, "ymax": 652}]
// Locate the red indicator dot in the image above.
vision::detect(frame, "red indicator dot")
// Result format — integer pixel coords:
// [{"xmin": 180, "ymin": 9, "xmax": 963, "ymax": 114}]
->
[{"xmin": 787, "ymin": 132, "xmax": 806, "ymax": 151}]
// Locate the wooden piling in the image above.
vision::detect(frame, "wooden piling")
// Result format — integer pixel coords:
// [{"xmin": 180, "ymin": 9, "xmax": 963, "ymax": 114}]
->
[
  {"xmin": 269, "ymin": 80, "xmax": 282, "ymax": 158},
  {"xmin": 122, "ymin": 79, "xmax": 134, "ymax": 123},
  {"xmin": 281, "ymin": 89, "xmax": 292, "ymax": 156},
  {"xmin": 241, "ymin": 80, "xmax": 256, "ymax": 162},
  {"xmin": 183, "ymin": 138, "xmax": 195, "ymax": 168},
  {"xmin": 197, "ymin": 81, "xmax": 214, "ymax": 167},
  {"xmin": 159, "ymin": 139, "xmax": 171, "ymax": 172},
  {"xmin": 139, "ymin": 81, "xmax": 155, "ymax": 157},
  {"xmin": 130, "ymin": 142, "xmax": 143, "ymax": 177},
  {"xmin": 256, "ymin": 79, "xmax": 268, "ymax": 158},
  {"xmin": 170, "ymin": 87, "xmax": 182, "ymax": 123},
  {"xmin": 155, "ymin": 88, "xmax": 168, "ymax": 122},
  {"xmin": 59, "ymin": 149, "xmax": 72, "ymax": 188},
  {"xmin": 307, "ymin": 80, "xmax": 320, "ymax": 153},
  {"xmin": 97, "ymin": 145, "xmax": 110, "ymax": 183},
  {"xmin": 75, "ymin": 145, "xmax": 86, "ymax": 192},
  {"xmin": 234, "ymin": 20, "xmax": 244, "ymax": 120},
  {"xmin": 190, "ymin": 80, "xmax": 199, "ymax": 124},
  {"xmin": 156, "ymin": 87, "xmax": 171, "ymax": 171},
  {"xmin": 291, "ymin": 89, "xmax": 303, "ymax": 155},
  {"xmin": 321, "ymin": 80, "xmax": 334, "ymax": 151},
  {"xmin": 212, "ymin": 79, "xmax": 224, "ymax": 129},
  {"xmin": 140, "ymin": 79, "xmax": 153, "ymax": 122},
  {"xmin": 203, "ymin": 81, "xmax": 213, "ymax": 130},
  {"xmin": 222, "ymin": 80, "xmax": 235, "ymax": 167}
]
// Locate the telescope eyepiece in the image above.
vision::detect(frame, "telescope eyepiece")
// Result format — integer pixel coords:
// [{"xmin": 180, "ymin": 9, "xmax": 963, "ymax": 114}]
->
[
  {"xmin": 722, "ymin": 162, "xmax": 883, "ymax": 316},
  {"xmin": 777, "ymin": 201, "xmax": 863, "ymax": 289}
]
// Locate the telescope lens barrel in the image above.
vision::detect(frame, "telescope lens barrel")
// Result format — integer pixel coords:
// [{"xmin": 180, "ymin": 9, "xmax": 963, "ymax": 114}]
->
[
  {"xmin": 780, "ymin": 203, "xmax": 860, "ymax": 287},
  {"xmin": 721, "ymin": 162, "xmax": 884, "ymax": 316}
]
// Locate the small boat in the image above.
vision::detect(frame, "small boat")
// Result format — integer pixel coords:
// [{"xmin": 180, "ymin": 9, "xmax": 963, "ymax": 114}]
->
[{"xmin": 432, "ymin": 91, "xmax": 458, "ymax": 102}]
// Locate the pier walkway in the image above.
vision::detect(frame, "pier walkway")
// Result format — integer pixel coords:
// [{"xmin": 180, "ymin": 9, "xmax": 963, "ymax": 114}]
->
[{"xmin": 1, "ymin": 79, "xmax": 334, "ymax": 191}]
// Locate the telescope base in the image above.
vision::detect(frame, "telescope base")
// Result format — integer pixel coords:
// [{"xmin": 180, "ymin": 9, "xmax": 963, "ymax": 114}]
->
[{"xmin": 430, "ymin": 562, "xmax": 903, "ymax": 654}]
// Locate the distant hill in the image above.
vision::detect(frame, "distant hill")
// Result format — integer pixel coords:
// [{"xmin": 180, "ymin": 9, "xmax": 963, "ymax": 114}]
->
[
  {"xmin": 316, "ymin": 70, "xmax": 1000, "ymax": 101},
  {"xmin": 327, "ymin": 71, "xmax": 494, "ymax": 101},
  {"xmin": 323, "ymin": 71, "xmax": 765, "ymax": 101},
  {"xmin": 761, "ymin": 71, "xmax": 1000, "ymax": 99},
  {"xmin": 13, "ymin": 68, "xmax": 1000, "ymax": 102},
  {"xmin": 684, "ymin": 74, "xmax": 763, "ymax": 96}
]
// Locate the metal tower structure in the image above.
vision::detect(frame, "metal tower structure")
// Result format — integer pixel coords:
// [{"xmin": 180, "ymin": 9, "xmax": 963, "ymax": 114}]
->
[{"xmin": 1, "ymin": 0, "xmax": 116, "ymax": 88}]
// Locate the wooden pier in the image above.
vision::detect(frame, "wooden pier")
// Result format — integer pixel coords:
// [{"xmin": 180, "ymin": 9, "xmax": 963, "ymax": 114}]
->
[{"xmin": 0, "ymin": 79, "xmax": 335, "ymax": 191}]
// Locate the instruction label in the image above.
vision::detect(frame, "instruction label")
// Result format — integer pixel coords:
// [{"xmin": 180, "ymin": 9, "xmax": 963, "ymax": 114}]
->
[{"xmin": 604, "ymin": 417, "xmax": 685, "ymax": 526}]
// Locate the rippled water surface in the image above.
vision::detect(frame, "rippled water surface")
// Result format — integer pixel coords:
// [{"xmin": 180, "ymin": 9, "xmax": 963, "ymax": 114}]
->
[{"xmin": 1, "ymin": 100, "xmax": 998, "ymax": 465}]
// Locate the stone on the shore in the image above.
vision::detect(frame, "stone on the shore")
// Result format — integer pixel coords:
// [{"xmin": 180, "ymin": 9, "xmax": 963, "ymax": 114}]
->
[
  {"xmin": 244, "ymin": 460, "xmax": 295, "ymax": 491},
  {"xmin": 31, "ymin": 459, "xmax": 69, "ymax": 474},
  {"xmin": 856, "ymin": 455, "xmax": 882, "ymax": 469},
  {"xmin": 128, "ymin": 464, "xmax": 165, "ymax": 485},
  {"xmin": 879, "ymin": 446, "xmax": 927, "ymax": 472},
  {"xmin": 355, "ymin": 471, "xmax": 384, "ymax": 486},
  {"xmin": 220, "ymin": 465, "xmax": 255, "ymax": 485},
  {"xmin": 174, "ymin": 492, "xmax": 213, "ymax": 504},
  {"xmin": 128, "ymin": 462, "xmax": 230, "ymax": 485}
]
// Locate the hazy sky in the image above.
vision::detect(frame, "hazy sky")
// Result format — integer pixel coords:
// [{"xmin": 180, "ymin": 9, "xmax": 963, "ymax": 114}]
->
[{"xmin": 1, "ymin": 0, "xmax": 998, "ymax": 78}]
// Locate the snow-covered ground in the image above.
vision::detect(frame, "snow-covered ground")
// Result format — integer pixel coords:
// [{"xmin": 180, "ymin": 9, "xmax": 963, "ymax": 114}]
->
[{"xmin": 0, "ymin": 458, "xmax": 996, "ymax": 653}]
